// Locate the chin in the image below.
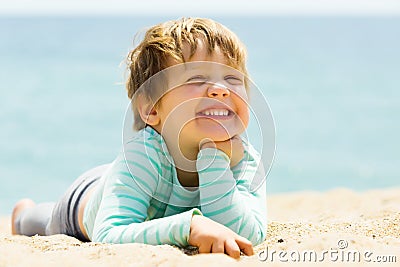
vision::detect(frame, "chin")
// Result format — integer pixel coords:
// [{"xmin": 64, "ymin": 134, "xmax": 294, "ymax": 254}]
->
[
  {"xmin": 196, "ymin": 127, "xmax": 239, "ymax": 142},
  {"xmin": 181, "ymin": 120, "xmax": 245, "ymax": 143}
]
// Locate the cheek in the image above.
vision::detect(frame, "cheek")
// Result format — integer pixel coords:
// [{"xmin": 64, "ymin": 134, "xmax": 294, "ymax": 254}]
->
[
  {"xmin": 159, "ymin": 98, "xmax": 196, "ymax": 126},
  {"xmin": 235, "ymin": 97, "xmax": 250, "ymax": 129},
  {"xmin": 238, "ymin": 108, "xmax": 250, "ymax": 132}
]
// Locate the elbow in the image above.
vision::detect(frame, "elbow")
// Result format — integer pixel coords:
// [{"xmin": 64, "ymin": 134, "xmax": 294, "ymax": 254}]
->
[
  {"xmin": 238, "ymin": 221, "xmax": 266, "ymax": 246},
  {"xmin": 253, "ymin": 226, "xmax": 266, "ymax": 246},
  {"xmin": 248, "ymin": 221, "xmax": 266, "ymax": 246},
  {"xmin": 92, "ymin": 227, "xmax": 115, "ymax": 243},
  {"xmin": 91, "ymin": 230, "xmax": 106, "ymax": 243}
]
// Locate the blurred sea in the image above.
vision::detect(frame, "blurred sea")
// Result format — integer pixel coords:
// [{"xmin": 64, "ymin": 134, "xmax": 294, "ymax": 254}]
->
[{"xmin": 0, "ymin": 16, "xmax": 399, "ymax": 214}]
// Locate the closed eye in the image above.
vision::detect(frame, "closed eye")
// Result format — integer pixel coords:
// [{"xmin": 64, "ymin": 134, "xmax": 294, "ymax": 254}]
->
[
  {"xmin": 225, "ymin": 75, "xmax": 243, "ymax": 85},
  {"xmin": 186, "ymin": 75, "xmax": 207, "ymax": 84}
]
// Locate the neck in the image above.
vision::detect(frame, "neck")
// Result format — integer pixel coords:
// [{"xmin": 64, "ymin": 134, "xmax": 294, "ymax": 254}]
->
[
  {"xmin": 176, "ymin": 168, "xmax": 199, "ymax": 188},
  {"xmin": 162, "ymin": 134, "xmax": 200, "ymax": 188},
  {"xmin": 166, "ymin": 137, "xmax": 198, "ymax": 171}
]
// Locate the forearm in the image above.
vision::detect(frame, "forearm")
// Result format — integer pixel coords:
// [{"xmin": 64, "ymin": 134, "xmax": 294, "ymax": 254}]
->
[
  {"xmin": 92, "ymin": 208, "xmax": 202, "ymax": 246},
  {"xmin": 196, "ymin": 148, "xmax": 267, "ymax": 245}
]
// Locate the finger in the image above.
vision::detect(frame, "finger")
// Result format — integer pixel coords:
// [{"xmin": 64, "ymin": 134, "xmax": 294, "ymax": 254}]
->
[
  {"xmin": 235, "ymin": 237, "xmax": 254, "ymax": 256},
  {"xmin": 211, "ymin": 240, "xmax": 225, "ymax": 254},
  {"xmin": 199, "ymin": 138, "xmax": 216, "ymax": 149},
  {"xmin": 224, "ymin": 238, "xmax": 241, "ymax": 259},
  {"xmin": 231, "ymin": 135, "xmax": 241, "ymax": 142},
  {"xmin": 197, "ymin": 241, "xmax": 212, "ymax": 254}
]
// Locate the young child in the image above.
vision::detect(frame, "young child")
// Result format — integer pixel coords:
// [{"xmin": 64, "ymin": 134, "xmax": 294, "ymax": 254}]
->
[{"xmin": 12, "ymin": 17, "xmax": 267, "ymax": 259}]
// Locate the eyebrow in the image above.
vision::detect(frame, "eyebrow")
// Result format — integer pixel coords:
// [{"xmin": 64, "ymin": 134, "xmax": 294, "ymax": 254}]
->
[{"xmin": 183, "ymin": 63, "xmax": 204, "ymax": 71}]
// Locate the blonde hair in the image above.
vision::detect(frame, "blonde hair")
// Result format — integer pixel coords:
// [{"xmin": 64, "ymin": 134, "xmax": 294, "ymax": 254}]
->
[{"xmin": 126, "ymin": 17, "xmax": 248, "ymax": 130}]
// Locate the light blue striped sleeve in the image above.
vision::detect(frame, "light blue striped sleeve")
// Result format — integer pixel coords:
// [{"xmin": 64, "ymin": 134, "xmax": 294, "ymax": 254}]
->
[
  {"xmin": 91, "ymin": 140, "xmax": 201, "ymax": 247},
  {"xmin": 196, "ymin": 146, "xmax": 267, "ymax": 246}
]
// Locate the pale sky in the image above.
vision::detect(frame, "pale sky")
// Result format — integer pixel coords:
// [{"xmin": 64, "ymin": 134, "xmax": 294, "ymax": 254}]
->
[{"xmin": 1, "ymin": 0, "xmax": 400, "ymax": 16}]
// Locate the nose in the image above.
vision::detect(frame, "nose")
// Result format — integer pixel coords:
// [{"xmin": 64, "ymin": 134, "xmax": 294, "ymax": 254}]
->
[{"xmin": 207, "ymin": 84, "xmax": 230, "ymax": 98}]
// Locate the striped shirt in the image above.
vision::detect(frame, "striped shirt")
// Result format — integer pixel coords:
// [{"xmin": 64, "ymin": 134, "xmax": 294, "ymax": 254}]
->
[{"xmin": 83, "ymin": 126, "xmax": 266, "ymax": 247}]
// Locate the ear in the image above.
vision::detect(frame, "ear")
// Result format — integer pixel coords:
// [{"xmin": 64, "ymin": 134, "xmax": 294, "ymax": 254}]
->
[{"xmin": 136, "ymin": 94, "xmax": 160, "ymax": 126}]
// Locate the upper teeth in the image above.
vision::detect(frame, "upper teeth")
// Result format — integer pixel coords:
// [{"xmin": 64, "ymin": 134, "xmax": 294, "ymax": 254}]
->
[{"xmin": 202, "ymin": 109, "xmax": 229, "ymax": 116}]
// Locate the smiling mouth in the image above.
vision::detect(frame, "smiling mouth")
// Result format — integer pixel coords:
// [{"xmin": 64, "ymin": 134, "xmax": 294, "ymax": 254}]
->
[{"xmin": 196, "ymin": 108, "xmax": 234, "ymax": 119}]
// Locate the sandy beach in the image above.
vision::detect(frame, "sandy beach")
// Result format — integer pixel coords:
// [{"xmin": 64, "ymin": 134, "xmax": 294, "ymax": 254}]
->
[{"xmin": 1, "ymin": 187, "xmax": 399, "ymax": 266}]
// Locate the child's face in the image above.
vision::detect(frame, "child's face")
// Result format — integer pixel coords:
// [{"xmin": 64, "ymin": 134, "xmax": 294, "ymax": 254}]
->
[{"xmin": 152, "ymin": 42, "xmax": 249, "ymax": 153}]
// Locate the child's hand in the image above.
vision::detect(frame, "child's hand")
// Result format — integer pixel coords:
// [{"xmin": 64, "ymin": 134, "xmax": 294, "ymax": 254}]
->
[
  {"xmin": 200, "ymin": 135, "xmax": 244, "ymax": 167},
  {"xmin": 189, "ymin": 215, "xmax": 254, "ymax": 259}
]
